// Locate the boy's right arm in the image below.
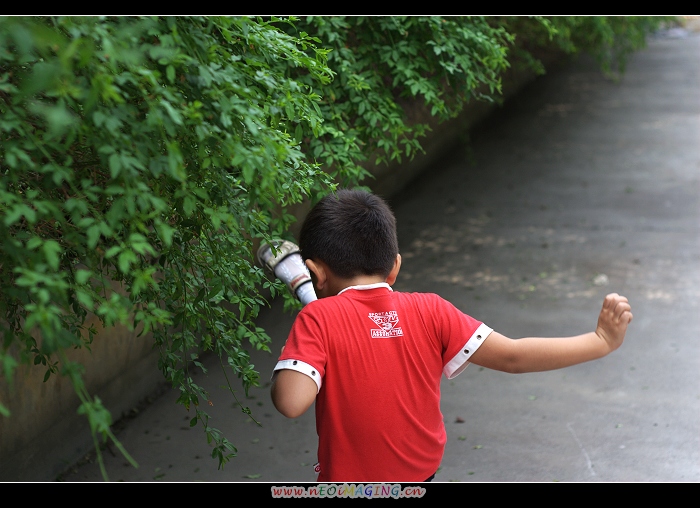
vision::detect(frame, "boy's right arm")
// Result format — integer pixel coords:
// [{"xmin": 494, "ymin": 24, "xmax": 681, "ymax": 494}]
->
[
  {"xmin": 469, "ymin": 293, "xmax": 632, "ymax": 374},
  {"xmin": 271, "ymin": 369, "xmax": 318, "ymax": 418}
]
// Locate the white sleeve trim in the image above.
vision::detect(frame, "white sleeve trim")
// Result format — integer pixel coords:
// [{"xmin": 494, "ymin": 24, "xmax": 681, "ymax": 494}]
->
[
  {"xmin": 272, "ymin": 359, "xmax": 322, "ymax": 393},
  {"xmin": 443, "ymin": 323, "xmax": 493, "ymax": 379}
]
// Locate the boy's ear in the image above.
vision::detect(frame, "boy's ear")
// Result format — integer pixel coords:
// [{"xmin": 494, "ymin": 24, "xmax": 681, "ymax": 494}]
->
[
  {"xmin": 386, "ymin": 254, "xmax": 402, "ymax": 286},
  {"xmin": 305, "ymin": 259, "xmax": 327, "ymax": 291}
]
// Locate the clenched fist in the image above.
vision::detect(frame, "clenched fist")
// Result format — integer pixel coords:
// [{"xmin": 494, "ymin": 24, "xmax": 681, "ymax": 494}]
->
[{"xmin": 595, "ymin": 293, "xmax": 633, "ymax": 352}]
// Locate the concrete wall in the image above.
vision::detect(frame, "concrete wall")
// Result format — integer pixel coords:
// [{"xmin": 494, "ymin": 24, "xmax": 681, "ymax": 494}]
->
[
  {"xmin": 0, "ymin": 313, "xmax": 166, "ymax": 481},
  {"xmin": 0, "ymin": 50, "xmax": 568, "ymax": 482}
]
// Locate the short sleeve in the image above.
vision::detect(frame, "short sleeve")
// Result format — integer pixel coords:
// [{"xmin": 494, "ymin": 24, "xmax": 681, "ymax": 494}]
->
[
  {"xmin": 443, "ymin": 323, "xmax": 493, "ymax": 378},
  {"xmin": 423, "ymin": 294, "xmax": 492, "ymax": 379},
  {"xmin": 271, "ymin": 308, "xmax": 327, "ymax": 391},
  {"xmin": 272, "ymin": 359, "xmax": 323, "ymax": 392}
]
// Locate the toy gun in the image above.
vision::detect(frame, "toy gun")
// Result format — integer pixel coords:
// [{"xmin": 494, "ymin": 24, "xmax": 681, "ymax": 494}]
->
[{"xmin": 257, "ymin": 240, "xmax": 317, "ymax": 306}]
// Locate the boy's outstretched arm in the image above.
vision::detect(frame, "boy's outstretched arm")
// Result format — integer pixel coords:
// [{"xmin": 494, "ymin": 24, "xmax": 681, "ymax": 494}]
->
[{"xmin": 469, "ymin": 293, "xmax": 633, "ymax": 374}]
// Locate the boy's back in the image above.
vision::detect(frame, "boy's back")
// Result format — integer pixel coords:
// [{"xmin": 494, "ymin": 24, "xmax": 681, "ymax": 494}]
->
[{"xmin": 278, "ymin": 282, "xmax": 491, "ymax": 481}]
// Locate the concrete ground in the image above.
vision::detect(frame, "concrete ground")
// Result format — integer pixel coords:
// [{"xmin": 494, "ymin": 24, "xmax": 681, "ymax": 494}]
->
[{"xmin": 57, "ymin": 23, "xmax": 700, "ymax": 483}]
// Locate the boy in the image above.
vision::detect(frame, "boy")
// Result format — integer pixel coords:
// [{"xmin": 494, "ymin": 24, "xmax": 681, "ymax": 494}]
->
[{"xmin": 270, "ymin": 189, "xmax": 633, "ymax": 483}]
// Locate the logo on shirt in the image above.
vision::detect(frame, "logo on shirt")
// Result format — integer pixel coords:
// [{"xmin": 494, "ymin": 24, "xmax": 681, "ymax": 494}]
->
[{"xmin": 368, "ymin": 311, "xmax": 403, "ymax": 338}]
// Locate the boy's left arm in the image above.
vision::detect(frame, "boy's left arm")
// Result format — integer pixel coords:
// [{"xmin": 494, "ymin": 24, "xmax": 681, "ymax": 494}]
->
[{"xmin": 271, "ymin": 369, "xmax": 318, "ymax": 418}]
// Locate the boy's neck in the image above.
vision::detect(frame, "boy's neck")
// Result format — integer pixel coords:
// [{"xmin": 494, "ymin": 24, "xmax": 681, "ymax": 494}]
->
[
  {"xmin": 330, "ymin": 274, "xmax": 388, "ymax": 296},
  {"xmin": 305, "ymin": 256, "xmax": 400, "ymax": 299}
]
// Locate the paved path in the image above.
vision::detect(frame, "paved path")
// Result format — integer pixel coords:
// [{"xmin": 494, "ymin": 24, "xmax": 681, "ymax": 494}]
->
[{"xmin": 59, "ymin": 25, "xmax": 700, "ymax": 483}]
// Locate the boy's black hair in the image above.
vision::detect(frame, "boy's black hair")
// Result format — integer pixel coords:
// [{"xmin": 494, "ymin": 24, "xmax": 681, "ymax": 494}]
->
[{"xmin": 299, "ymin": 189, "xmax": 399, "ymax": 279}]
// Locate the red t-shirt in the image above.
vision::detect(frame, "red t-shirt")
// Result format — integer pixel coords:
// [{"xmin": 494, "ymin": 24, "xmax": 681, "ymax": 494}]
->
[{"xmin": 273, "ymin": 283, "xmax": 492, "ymax": 482}]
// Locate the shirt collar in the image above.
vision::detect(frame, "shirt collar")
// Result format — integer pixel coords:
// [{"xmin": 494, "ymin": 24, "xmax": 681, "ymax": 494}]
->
[{"xmin": 337, "ymin": 282, "xmax": 393, "ymax": 295}]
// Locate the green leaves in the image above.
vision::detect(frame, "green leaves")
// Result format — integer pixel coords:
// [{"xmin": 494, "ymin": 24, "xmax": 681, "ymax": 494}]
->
[
  {"xmin": 271, "ymin": 16, "xmax": 514, "ymax": 177},
  {"xmin": 41, "ymin": 240, "xmax": 62, "ymax": 271}
]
